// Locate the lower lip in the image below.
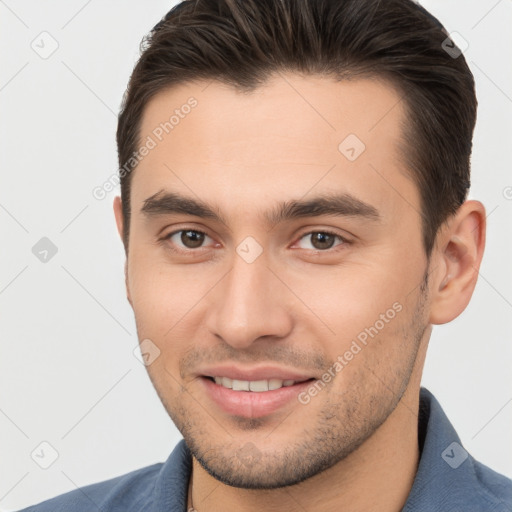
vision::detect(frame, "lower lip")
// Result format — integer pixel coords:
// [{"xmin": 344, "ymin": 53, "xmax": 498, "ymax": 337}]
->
[{"xmin": 200, "ymin": 376, "xmax": 317, "ymax": 418}]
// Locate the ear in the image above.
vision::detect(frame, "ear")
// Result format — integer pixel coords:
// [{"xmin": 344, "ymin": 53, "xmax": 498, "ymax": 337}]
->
[
  {"xmin": 429, "ymin": 200, "xmax": 486, "ymax": 324},
  {"xmin": 113, "ymin": 195, "xmax": 124, "ymax": 242},
  {"xmin": 113, "ymin": 196, "xmax": 132, "ymax": 306}
]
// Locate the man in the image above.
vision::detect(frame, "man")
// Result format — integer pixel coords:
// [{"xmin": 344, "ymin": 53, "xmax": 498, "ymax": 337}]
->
[{"xmin": 18, "ymin": 0, "xmax": 512, "ymax": 510}]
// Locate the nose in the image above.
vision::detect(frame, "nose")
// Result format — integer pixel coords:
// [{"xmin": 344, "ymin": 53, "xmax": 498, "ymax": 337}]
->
[{"xmin": 205, "ymin": 249, "xmax": 294, "ymax": 349}]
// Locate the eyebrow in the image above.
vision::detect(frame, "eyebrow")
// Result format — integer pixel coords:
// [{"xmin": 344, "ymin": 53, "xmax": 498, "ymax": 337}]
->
[
  {"xmin": 141, "ymin": 190, "xmax": 227, "ymax": 223},
  {"xmin": 140, "ymin": 190, "xmax": 380, "ymax": 226}
]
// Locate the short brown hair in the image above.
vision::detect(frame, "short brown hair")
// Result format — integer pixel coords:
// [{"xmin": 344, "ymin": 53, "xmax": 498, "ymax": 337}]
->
[{"xmin": 116, "ymin": 0, "xmax": 476, "ymax": 254}]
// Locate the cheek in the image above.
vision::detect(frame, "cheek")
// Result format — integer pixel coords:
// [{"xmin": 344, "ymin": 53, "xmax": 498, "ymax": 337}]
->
[
  {"xmin": 127, "ymin": 251, "xmax": 216, "ymax": 338},
  {"xmin": 294, "ymin": 256, "xmax": 422, "ymax": 359},
  {"xmin": 127, "ymin": 251, "xmax": 169, "ymax": 329},
  {"xmin": 307, "ymin": 264, "xmax": 406, "ymax": 320}
]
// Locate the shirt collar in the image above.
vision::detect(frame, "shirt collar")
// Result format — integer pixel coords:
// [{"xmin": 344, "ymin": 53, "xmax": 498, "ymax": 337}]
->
[{"xmin": 402, "ymin": 387, "xmax": 504, "ymax": 511}]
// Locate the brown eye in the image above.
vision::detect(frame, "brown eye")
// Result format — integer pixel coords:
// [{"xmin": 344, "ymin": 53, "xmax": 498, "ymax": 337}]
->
[
  {"xmin": 296, "ymin": 231, "xmax": 346, "ymax": 251},
  {"xmin": 180, "ymin": 230, "xmax": 206, "ymax": 248},
  {"xmin": 165, "ymin": 229, "xmax": 213, "ymax": 250},
  {"xmin": 310, "ymin": 232, "xmax": 335, "ymax": 250}
]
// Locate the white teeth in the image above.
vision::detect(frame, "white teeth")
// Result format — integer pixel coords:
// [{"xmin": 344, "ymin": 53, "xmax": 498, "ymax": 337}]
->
[
  {"xmin": 249, "ymin": 380, "xmax": 268, "ymax": 392},
  {"xmin": 232, "ymin": 379, "xmax": 250, "ymax": 391},
  {"xmin": 221, "ymin": 377, "xmax": 232, "ymax": 388},
  {"xmin": 268, "ymin": 378, "xmax": 284, "ymax": 390},
  {"xmin": 211, "ymin": 377, "xmax": 301, "ymax": 391}
]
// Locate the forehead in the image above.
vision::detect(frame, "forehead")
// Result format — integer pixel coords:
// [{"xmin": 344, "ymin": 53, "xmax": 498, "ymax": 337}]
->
[{"xmin": 132, "ymin": 73, "xmax": 418, "ymax": 219}]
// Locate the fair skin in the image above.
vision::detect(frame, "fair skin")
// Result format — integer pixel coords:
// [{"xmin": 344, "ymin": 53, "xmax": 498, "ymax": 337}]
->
[{"xmin": 113, "ymin": 73, "xmax": 485, "ymax": 512}]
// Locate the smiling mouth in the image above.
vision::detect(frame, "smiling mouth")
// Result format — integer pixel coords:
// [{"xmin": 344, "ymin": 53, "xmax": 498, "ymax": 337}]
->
[{"xmin": 204, "ymin": 375, "xmax": 316, "ymax": 392}]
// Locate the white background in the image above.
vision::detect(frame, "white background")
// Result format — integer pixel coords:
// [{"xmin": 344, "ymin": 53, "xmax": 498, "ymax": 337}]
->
[{"xmin": 1, "ymin": 0, "xmax": 511, "ymax": 509}]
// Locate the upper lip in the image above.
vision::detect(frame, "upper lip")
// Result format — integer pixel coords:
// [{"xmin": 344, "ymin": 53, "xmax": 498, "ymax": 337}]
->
[{"xmin": 197, "ymin": 364, "xmax": 317, "ymax": 382}]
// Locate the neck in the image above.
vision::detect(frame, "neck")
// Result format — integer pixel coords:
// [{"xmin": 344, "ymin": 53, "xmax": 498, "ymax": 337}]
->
[{"xmin": 188, "ymin": 385, "xmax": 421, "ymax": 512}]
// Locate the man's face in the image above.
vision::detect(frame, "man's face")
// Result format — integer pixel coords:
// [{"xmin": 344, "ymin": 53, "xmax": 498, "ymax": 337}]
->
[{"xmin": 120, "ymin": 74, "xmax": 433, "ymax": 488}]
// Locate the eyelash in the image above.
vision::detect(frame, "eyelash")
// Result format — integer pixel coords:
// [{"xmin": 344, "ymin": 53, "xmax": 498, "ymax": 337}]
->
[{"xmin": 161, "ymin": 228, "xmax": 350, "ymax": 254}]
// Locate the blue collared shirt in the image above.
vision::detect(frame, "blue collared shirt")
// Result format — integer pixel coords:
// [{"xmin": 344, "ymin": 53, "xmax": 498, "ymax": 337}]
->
[{"xmin": 17, "ymin": 388, "xmax": 512, "ymax": 511}]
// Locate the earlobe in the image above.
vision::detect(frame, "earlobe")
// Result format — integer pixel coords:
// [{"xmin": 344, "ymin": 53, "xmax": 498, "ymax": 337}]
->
[{"xmin": 429, "ymin": 200, "xmax": 486, "ymax": 324}]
